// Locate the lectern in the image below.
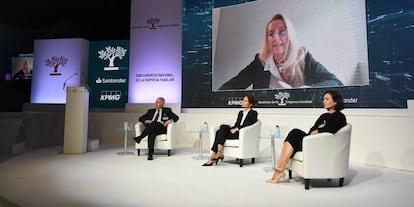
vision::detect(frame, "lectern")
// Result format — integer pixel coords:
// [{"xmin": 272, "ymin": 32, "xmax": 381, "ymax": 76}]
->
[{"xmin": 63, "ymin": 86, "xmax": 89, "ymax": 153}]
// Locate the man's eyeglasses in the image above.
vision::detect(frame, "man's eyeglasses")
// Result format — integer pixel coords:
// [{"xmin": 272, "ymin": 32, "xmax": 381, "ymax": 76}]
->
[{"xmin": 267, "ymin": 29, "xmax": 288, "ymax": 38}]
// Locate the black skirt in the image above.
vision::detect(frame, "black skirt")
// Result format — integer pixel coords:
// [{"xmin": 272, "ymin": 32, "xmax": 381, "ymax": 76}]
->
[{"xmin": 284, "ymin": 128, "xmax": 308, "ymax": 157}]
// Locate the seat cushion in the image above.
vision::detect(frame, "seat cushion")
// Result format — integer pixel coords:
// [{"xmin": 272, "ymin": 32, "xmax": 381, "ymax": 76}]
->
[
  {"xmin": 223, "ymin": 139, "xmax": 239, "ymax": 147},
  {"xmin": 292, "ymin": 151, "xmax": 303, "ymax": 161}
]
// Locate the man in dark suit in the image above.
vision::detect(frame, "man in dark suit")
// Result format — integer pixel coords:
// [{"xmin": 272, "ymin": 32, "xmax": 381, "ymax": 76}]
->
[{"xmin": 133, "ymin": 97, "xmax": 179, "ymax": 160}]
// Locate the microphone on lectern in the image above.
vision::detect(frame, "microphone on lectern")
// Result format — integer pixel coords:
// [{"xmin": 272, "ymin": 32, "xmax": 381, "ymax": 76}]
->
[{"xmin": 62, "ymin": 73, "xmax": 78, "ymax": 90}]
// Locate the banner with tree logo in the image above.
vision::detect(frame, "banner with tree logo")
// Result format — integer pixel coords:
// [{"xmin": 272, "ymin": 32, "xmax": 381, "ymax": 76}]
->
[
  {"xmin": 88, "ymin": 40, "xmax": 129, "ymax": 109},
  {"xmin": 31, "ymin": 38, "xmax": 89, "ymax": 104}
]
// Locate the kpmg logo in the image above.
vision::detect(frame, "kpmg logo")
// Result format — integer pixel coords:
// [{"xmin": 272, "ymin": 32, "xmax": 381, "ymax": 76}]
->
[
  {"xmin": 98, "ymin": 46, "xmax": 127, "ymax": 71},
  {"xmin": 45, "ymin": 56, "xmax": 68, "ymax": 76},
  {"xmin": 100, "ymin": 90, "xmax": 122, "ymax": 101},
  {"xmin": 274, "ymin": 91, "xmax": 290, "ymax": 106},
  {"xmin": 227, "ymin": 97, "xmax": 243, "ymax": 106}
]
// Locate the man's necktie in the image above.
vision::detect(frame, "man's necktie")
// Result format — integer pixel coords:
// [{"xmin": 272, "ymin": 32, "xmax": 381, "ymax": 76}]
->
[{"xmin": 154, "ymin": 109, "xmax": 160, "ymax": 122}]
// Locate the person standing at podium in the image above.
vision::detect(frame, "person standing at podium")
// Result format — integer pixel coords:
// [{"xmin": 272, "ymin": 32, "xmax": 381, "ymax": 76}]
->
[{"xmin": 133, "ymin": 97, "xmax": 179, "ymax": 160}]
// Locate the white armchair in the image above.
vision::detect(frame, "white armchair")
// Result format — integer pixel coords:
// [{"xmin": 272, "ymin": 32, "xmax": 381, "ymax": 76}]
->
[
  {"xmin": 288, "ymin": 124, "xmax": 352, "ymax": 190},
  {"xmin": 209, "ymin": 120, "xmax": 262, "ymax": 167},
  {"xmin": 134, "ymin": 122, "xmax": 176, "ymax": 156}
]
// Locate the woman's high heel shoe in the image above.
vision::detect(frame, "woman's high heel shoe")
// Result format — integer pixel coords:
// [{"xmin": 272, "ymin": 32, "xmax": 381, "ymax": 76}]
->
[
  {"xmin": 216, "ymin": 151, "xmax": 224, "ymax": 162},
  {"xmin": 272, "ymin": 165, "xmax": 289, "ymax": 172},
  {"xmin": 202, "ymin": 159, "xmax": 218, "ymax": 166},
  {"xmin": 216, "ymin": 156, "xmax": 224, "ymax": 162},
  {"xmin": 265, "ymin": 171, "xmax": 286, "ymax": 184}
]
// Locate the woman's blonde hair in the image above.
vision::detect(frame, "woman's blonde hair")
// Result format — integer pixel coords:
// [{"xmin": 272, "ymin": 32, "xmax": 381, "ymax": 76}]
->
[{"xmin": 259, "ymin": 13, "xmax": 306, "ymax": 87}]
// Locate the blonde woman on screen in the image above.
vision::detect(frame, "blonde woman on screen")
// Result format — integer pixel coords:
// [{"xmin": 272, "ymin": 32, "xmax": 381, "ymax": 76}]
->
[
  {"xmin": 219, "ymin": 13, "xmax": 343, "ymax": 90},
  {"xmin": 13, "ymin": 60, "xmax": 32, "ymax": 80}
]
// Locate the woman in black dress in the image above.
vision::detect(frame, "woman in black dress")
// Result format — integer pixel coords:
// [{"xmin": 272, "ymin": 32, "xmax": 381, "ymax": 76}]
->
[{"xmin": 266, "ymin": 90, "xmax": 347, "ymax": 183}]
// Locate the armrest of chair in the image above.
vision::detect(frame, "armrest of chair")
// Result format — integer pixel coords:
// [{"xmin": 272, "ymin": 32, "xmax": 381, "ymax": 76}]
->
[
  {"xmin": 165, "ymin": 122, "xmax": 176, "ymax": 147},
  {"xmin": 238, "ymin": 120, "xmax": 261, "ymax": 149},
  {"xmin": 302, "ymin": 125, "xmax": 352, "ymax": 176},
  {"xmin": 135, "ymin": 122, "xmax": 145, "ymax": 137},
  {"xmin": 166, "ymin": 121, "xmax": 174, "ymax": 134},
  {"xmin": 301, "ymin": 132, "xmax": 336, "ymax": 176},
  {"xmin": 303, "ymin": 124, "xmax": 352, "ymax": 162},
  {"xmin": 302, "ymin": 132, "xmax": 335, "ymax": 158}
]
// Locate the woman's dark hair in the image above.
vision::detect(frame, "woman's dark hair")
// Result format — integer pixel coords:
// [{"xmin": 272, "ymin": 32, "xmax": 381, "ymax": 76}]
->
[
  {"xmin": 324, "ymin": 90, "xmax": 345, "ymax": 111},
  {"xmin": 245, "ymin": 95, "xmax": 258, "ymax": 107}
]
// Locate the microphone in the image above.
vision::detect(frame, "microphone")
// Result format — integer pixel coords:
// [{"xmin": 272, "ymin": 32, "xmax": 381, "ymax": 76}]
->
[{"xmin": 62, "ymin": 73, "xmax": 78, "ymax": 90}]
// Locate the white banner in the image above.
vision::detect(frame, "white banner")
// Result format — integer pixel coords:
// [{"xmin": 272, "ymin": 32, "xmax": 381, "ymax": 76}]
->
[
  {"xmin": 31, "ymin": 38, "xmax": 89, "ymax": 103},
  {"xmin": 129, "ymin": 0, "xmax": 182, "ymax": 103}
]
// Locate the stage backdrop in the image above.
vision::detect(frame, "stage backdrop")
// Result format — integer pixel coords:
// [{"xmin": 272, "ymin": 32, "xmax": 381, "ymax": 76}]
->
[
  {"xmin": 128, "ymin": 0, "xmax": 182, "ymax": 104},
  {"xmin": 31, "ymin": 38, "xmax": 89, "ymax": 104},
  {"xmin": 88, "ymin": 40, "xmax": 129, "ymax": 109}
]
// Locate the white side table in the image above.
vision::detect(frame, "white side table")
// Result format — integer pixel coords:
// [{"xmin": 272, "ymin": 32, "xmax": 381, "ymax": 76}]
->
[
  {"xmin": 189, "ymin": 130, "xmax": 210, "ymax": 160},
  {"xmin": 117, "ymin": 126, "xmax": 135, "ymax": 156},
  {"xmin": 262, "ymin": 135, "xmax": 285, "ymax": 172}
]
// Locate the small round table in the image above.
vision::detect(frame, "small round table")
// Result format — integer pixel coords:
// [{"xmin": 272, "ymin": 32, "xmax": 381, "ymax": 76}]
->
[
  {"xmin": 117, "ymin": 125, "xmax": 135, "ymax": 156},
  {"xmin": 262, "ymin": 135, "xmax": 285, "ymax": 172},
  {"xmin": 189, "ymin": 130, "xmax": 210, "ymax": 160}
]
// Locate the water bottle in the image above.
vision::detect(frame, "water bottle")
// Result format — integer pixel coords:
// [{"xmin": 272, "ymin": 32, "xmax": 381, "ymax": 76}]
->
[
  {"xmin": 274, "ymin": 125, "xmax": 280, "ymax": 138},
  {"xmin": 124, "ymin": 120, "xmax": 129, "ymax": 131},
  {"xmin": 201, "ymin": 121, "xmax": 208, "ymax": 133}
]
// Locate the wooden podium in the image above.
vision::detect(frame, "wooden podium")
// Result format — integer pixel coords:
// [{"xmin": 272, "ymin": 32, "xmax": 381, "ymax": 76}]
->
[{"xmin": 63, "ymin": 86, "xmax": 89, "ymax": 153}]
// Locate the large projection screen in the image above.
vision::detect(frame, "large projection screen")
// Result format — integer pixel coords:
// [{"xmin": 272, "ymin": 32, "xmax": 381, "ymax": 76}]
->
[
  {"xmin": 182, "ymin": 0, "xmax": 414, "ymax": 108},
  {"xmin": 212, "ymin": 0, "xmax": 368, "ymax": 91}
]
